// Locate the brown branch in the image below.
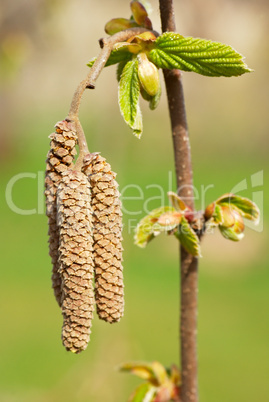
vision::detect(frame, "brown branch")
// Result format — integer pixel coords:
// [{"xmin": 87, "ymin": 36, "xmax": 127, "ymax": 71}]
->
[{"xmin": 159, "ymin": 1, "xmax": 199, "ymax": 401}]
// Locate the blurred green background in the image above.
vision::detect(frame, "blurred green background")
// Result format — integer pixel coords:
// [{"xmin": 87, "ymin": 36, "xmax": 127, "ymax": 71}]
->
[{"xmin": 0, "ymin": 0, "xmax": 268, "ymax": 401}]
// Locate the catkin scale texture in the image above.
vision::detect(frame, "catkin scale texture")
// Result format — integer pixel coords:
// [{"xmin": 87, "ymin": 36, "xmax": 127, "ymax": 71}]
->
[
  {"xmin": 57, "ymin": 170, "xmax": 94, "ymax": 353},
  {"xmin": 45, "ymin": 120, "xmax": 78, "ymax": 306},
  {"xmin": 83, "ymin": 153, "xmax": 124, "ymax": 323}
]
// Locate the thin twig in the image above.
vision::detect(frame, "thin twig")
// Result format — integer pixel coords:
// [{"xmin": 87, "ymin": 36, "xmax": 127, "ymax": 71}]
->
[
  {"xmin": 68, "ymin": 27, "xmax": 156, "ymax": 119},
  {"xmin": 73, "ymin": 117, "xmax": 89, "ymax": 170},
  {"xmin": 159, "ymin": 1, "xmax": 199, "ymax": 401},
  {"xmin": 67, "ymin": 27, "xmax": 158, "ymax": 168}
]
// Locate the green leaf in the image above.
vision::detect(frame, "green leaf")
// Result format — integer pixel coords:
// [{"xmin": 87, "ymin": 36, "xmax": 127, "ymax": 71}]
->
[
  {"xmin": 205, "ymin": 203, "xmax": 223, "ymax": 233},
  {"xmin": 119, "ymin": 362, "xmax": 157, "ymax": 383},
  {"xmin": 212, "ymin": 203, "xmax": 224, "ymax": 225},
  {"xmin": 87, "ymin": 58, "xmax": 96, "ymax": 68},
  {"xmin": 106, "ymin": 47, "xmax": 133, "ymax": 67},
  {"xmin": 219, "ymin": 225, "xmax": 244, "ymax": 242},
  {"xmin": 156, "ymin": 211, "xmax": 182, "ymax": 229},
  {"xmin": 130, "ymin": 1, "xmax": 149, "ymax": 26},
  {"xmin": 119, "ymin": 361, "xmax": 168, "ymax": 387},
  {"xmin": 151, "ymin": 361, "xmax": 169, "ymax": 386},
  {"xmin": 140, "ymin": 84, "xmax": 162, "ymax": 110},
  {"xmin": 129, "ymin": 383, "xmax": 156, "ymax": 402},
  {"xmin": 149, "ymin": 83, "xmax": 161, "ymax": 110},
  {"xmin": 149, "ymin": 33, "xmax": 252, "ymax": 77},
  {"xmin": 119, "ymin": 58, "xmax": 143, "ymax": 137},
  {"xmin": 117, "ymin": 60, "xmax": 129, "ymax": 82},
  {"xmin": 216, "ymin": 194, "xmax": 260, "ymax": 223},
  {"xmin": 87, "ymin": 47, "xmax": 133, "ymax": 70},
  {"xmin": 167, "ymin": 191, "xmax": 187, "ymax": 211},
  {"xmin": 174, "ymin": 216, "xmax": 201, "ymax": 257},
  {"xmin": 134, "ymin": 206, "xmax": 175, "ymax": 248},
  {"xmin": 105, "ymin": 18, "xmax": 138, "ymax": 35},
  {"xmin": 169, "ymin": 364, "xmax": 181, "ymax": 385}
]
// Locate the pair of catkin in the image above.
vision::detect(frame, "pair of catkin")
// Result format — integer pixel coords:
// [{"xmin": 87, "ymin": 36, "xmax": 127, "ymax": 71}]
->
[{"xmin": 45, "ymin": 120, "xmax": 124, "ymax": 353}]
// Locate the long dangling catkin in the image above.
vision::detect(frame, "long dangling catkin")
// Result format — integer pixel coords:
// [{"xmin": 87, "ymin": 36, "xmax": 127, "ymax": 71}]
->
[
  {"xmin": 57, "ymin": 169, "xmax": 94, "ymax": 353},
  {"xmin": 82, "ymin": 153, "xmax": 124, "ymax": 323},
  {"xmin": 45, "ymin": 120, "xmax": 78, "ymax": 306}
]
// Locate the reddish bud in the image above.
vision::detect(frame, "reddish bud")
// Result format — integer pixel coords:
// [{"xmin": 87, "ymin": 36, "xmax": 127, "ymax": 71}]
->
[
  {"xmin": 184, "ymin": 210, "xmax": 195, "ymax": 224},
  {"xmin": 204, "ymin": 202, "xmax": 215, "ymax": 220}
]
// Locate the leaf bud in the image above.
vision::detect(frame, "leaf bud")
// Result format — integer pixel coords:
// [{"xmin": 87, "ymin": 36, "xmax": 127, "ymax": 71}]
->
[
  {"xmin": 232, "ymin": 209, "xmax": 245, "ymax": 234},
  {"xmin": 219, "ymin": 207, "xmax": 245, "ymax": 241},
  {"xmin": 105, "ymin": 18, "xmax": 137, "ymax": 35},
  {"xmin": 137, "ymin": 52, "xmax": 160, "ymax": 96},
  {"xmin": 129, "ymin": 31, "xmax": 156, "ymax": 43},
  {"xmin": 130, "ymin": 1, "xmax": 152, "ymax": 29},
  {"xmin": 220, "ymin": 205, "xmax": 235, "ymax": 228},
  {"xmin": 204, "ymin": 202, "xmax": 215, "ymax": 220}
]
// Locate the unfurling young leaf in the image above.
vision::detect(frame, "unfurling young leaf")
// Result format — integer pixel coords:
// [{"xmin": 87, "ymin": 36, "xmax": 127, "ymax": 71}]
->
[
  {"xmin": 216, "ymin": 193, "xmax": 260, "ymax": 223},
  {"xmin": 157, "ymin": 211, "xmax": 182, "ymax": 228},
  {"xmin": 175, "ymin": 216, "xmax": 201, "ymax": 257},
  {"xmin": 204, "ymin": 202, "xmax": 223, "ymax": 225},
  {"xmin": 149, "ymin": 33, "xmax": 252, "ymax": 77},
  {"xmin": 134, "ymin": 193, "xmax": 202, "ymax": 255},
  {"xmin": 129, "ymin": 382, "xmax": 156, "ymax": 402},
  {"xmin": 134, "ymin": 206, "xmax": 175, "ymax": 248},
  {"xmin": 130, "ymin": 1, "xmax": 152, "ymax": 30},
  {"xmin": 213, "ymin": 204, "xmax": 224, "ymax": 224},
  {"xmin": 204, "ymin": 193, "xmax": 260, "ymax": 242},
  {"xmin": 120, "ymin": 360, "xmax": 181, "ymax": 402},
  {"xmin": 118, "ymin": 58, "xmax": 143, "ymax": 137},
  {"xmin": 87, "ymin": 47, "xmax": 133, "ymax": 70},
  {"xmin": 116, "ymin": 60, "xmax": 127, "ymax": 82},
  {"xmin": 105, "ymin": 18, "xmax": 138, "ymax": 35},
  {"xmin": 219, "ymin": 227, "xmax": 243, "ymax": 242},
  {"xmin": 119, "ymin": 361, "xmax": 167, "ymax": 385},
  {"xmin": 219, "ymin": 206, "xmax": 245, "ymax": 241},
  {"xmin": 167, "ymin": 191, "xmax": 188, "ymax": 211}
]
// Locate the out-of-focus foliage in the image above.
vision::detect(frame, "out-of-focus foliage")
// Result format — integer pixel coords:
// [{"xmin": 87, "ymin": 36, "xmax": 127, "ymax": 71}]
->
[{"xmin": 0, "ymin": 0, "xmax": 64, "ymax": 85}]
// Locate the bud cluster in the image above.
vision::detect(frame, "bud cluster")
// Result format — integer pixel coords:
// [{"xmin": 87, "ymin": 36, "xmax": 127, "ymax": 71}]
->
[
  {"xmin": 45, "ymin": 121, "xmax": 124, "ymax": 353},
  {"xmin": 203, "ymin": 192, "xmax": 259, "ymax": 242}
]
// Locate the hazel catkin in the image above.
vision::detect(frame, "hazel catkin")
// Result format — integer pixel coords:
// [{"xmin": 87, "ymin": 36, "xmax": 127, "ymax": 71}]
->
[
  {"xmin": 57, "ymin": 169, "xmax": 94, "ymax": 353},
  {"xmin": 82, "ymin": 153, "xmax": 124, "ymax": 323},
  {"xmin": 45, "ymin": 120, "xmax": 78, "ymax": 306}
]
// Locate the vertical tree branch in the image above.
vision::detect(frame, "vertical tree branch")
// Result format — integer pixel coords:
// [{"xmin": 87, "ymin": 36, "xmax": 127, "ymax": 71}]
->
[{"xmin": 159, "ymin": 1, "xmax": 199, "ymax": 401}]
